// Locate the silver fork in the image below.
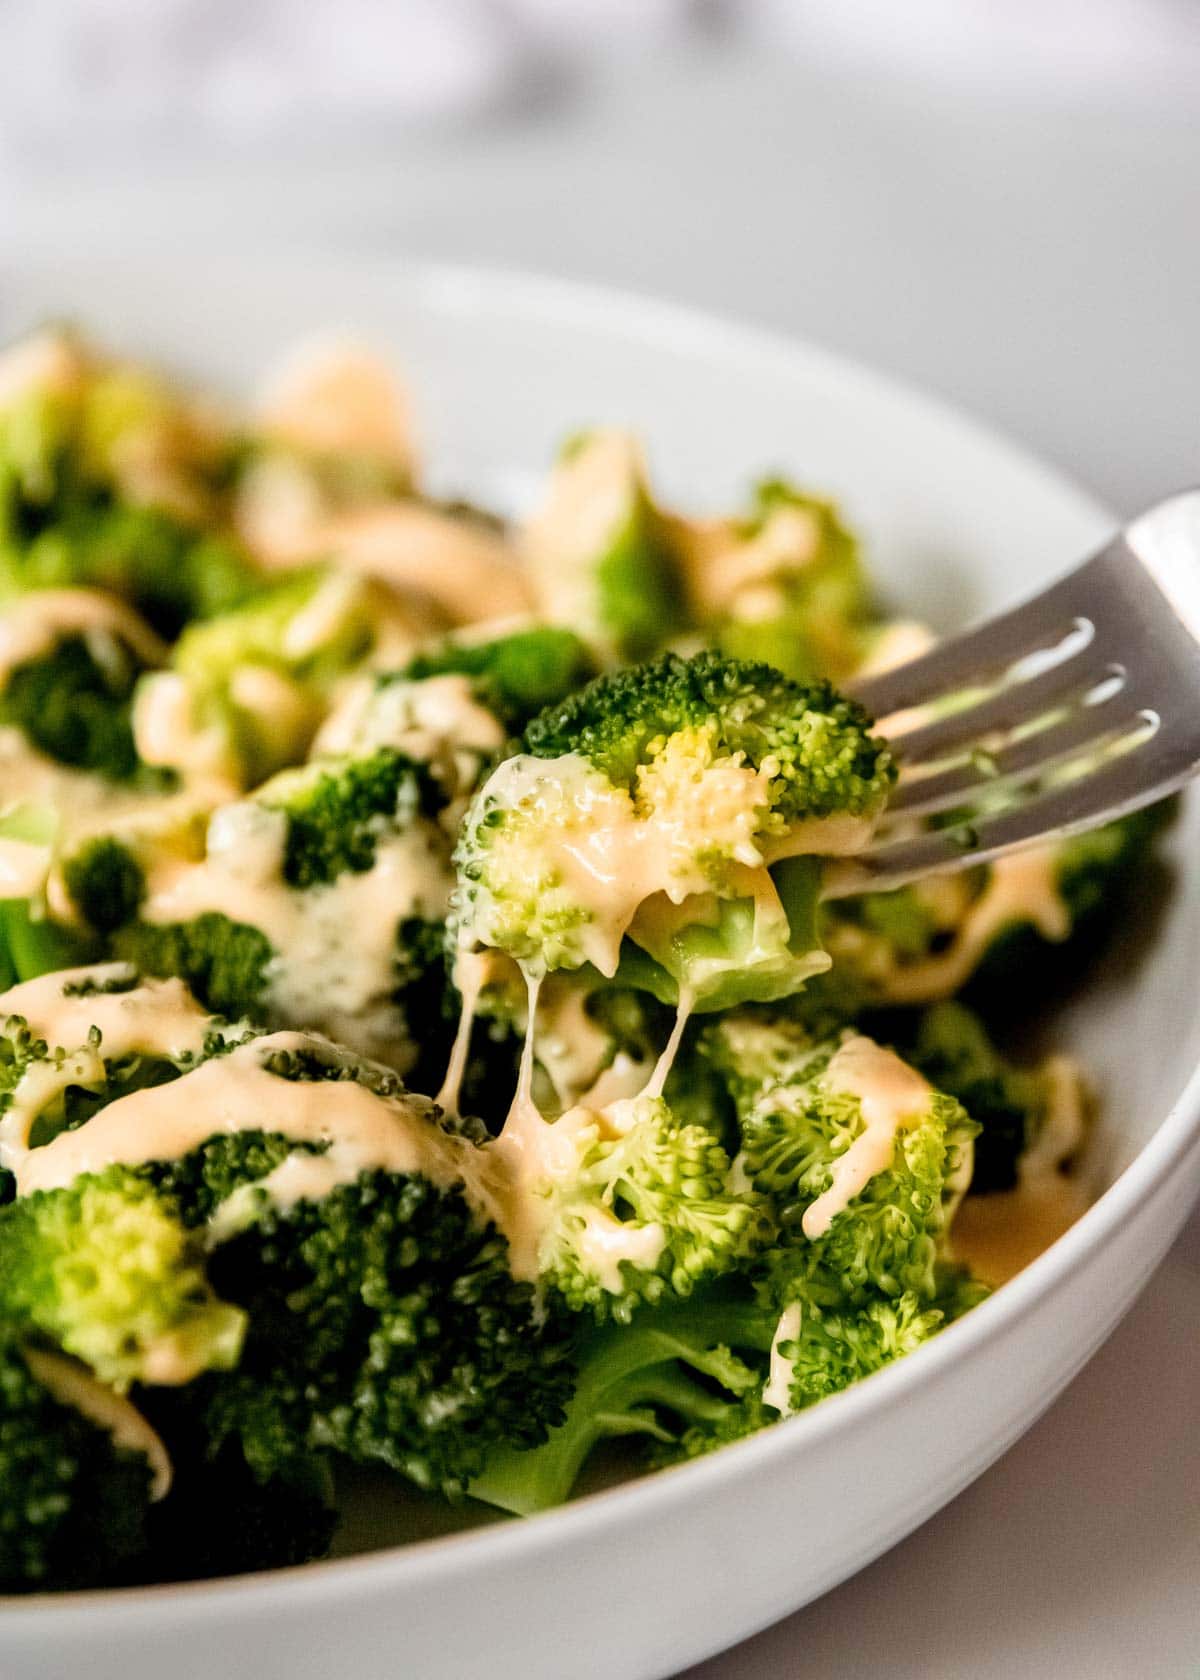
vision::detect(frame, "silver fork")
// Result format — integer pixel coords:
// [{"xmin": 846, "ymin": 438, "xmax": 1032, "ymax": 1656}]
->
[{"xmin": 826, "ymin": 490, "xmax": 1200, "ymax": 897}]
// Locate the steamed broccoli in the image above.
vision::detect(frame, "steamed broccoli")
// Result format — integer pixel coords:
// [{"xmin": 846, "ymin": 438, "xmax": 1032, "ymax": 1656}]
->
[
  {"xmin": 0, "ymin": 806, "xmax": 97, "ymax": 993},
  {"xmin": 522, "ymin": 430, "xmax": 686, "ymax": 662},
  {"xmin": 675, "ymin": 479, "xmax": 874, "ymax": 682},
  {"xmin": 471, "ymin": 1282, "xmax": 775, "ymax": 1514},
  {"xmin": 901, "ymin": 1000, "xmax": 1087, "ymax": 1195},
  {"xmin": 132, "ymin": 566, "xmax": 429, "ymax": 791},
  {"xmin": 0, "ymin": 1334, "xmax": 160, "ymax": 1592},
  {"xmin": 60, "ymin": 750, "xmax": 454, "ymax": 1072},
  {"xmin": 0, "ymin": 591, "xmax": 169, "ymax": 784},
  {"xmin": 711, "ymin": 1019, "xmax": 977, "ymax": 1302},
  {"xmin": 0, "ymin": 330, "xmax": 258, "ymax": 638},
  {"xmin": 818, "ymin": 804, "xmax": 1173, "ymax": 1015},
  {"xmin": 0, "ymin": 1171, "xmax": 245, "ymax": 1388},
  {"xmin": 452, "ymin": 651, "xmax": 894, "ymax": 1012}
]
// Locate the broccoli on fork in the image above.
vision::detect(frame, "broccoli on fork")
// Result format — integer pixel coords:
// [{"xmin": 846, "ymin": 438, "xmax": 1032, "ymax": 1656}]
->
[{"xmin": 452, "ymin": 650, "xmax": 893, "ymax": 1018}]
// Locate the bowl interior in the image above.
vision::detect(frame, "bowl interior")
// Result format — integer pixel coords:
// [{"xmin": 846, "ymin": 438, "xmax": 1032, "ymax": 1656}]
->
[{"xmin": 2, "ymin": 255, "xmax": 1196, "ymax": 1561}]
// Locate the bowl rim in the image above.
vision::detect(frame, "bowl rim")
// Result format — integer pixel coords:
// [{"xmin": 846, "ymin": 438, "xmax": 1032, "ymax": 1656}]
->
[{"xmin": 2, "ymin": 251, "xmax": 1196, "ymax": 1625}]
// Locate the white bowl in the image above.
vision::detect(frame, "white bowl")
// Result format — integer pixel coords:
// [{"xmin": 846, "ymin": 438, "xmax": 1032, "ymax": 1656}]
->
[{"xmin": 2, "ymin": 257, "xmax": 1198, "ymax": 1680}]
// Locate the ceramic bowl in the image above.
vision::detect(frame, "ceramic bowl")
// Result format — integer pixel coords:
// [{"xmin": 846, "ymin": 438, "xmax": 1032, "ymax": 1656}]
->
[{"xmin": 2, "ymin": 257, "xmax": 1198, "ymax": 1680}]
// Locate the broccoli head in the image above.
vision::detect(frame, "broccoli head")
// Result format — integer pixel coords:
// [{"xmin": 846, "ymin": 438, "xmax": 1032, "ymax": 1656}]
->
[
  {"xmin": 452, "ymin": 651, "xmax": 893, "ymax": 1011},
  {"xmin": 59, "ymin": 750, "xmax": 455, "ymax": 1072},
  {"xmin": 0, "ymin": 590, "xmax": 169, "ymax": 784},
  {"xmin": 0, "ymin": 1335, "xmax": 162, "ymax": 1592},
  {"xmin": 133, "ymin": 565, "xmax": 431, "ymax": 792},
  {"xmin": 676, "ymin": 478, "xmax": 873, "ymax": 683},
  {"xmin": 0, "ymin": 329, "xmax": 258, "ymax": 637},
  {"xmin": 471, "ymin": 1282, "xmax": 775, "ymax": 1515},
  {"xmin": 521, "ymin": 430, "xmax": 686, "ymax": 662}
]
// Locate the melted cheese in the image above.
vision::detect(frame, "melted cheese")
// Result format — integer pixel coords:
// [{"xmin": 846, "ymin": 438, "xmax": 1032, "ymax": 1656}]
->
[
  {"xmin": 952, "ymin": 1054, "xmax": 1090, "ymax": 1287},
  {"xmin": 314, "ymin": 673, "xmax": 505, "ymax": 802},
  {"xmin": 0, "ymin": 965, "xmax": 212, "ymax": 1063},
  {"xmin": 23, "ymin": 1348, "xmax": 173, "ymax": 1501},
  {"xmin": 132, "ymin": 672, "xmax": 242, "ymax": 797},
  {"xmin": 0, "ymin": 836, "xmax": 50, "ymax": 896},
  {"xmin": 0, "ymin": 967, "xmax": 216, "ymax": 1169},
  {"xmin": 142, "ymin": 803, "xmax": 453, "ymax": 1067},
  {"xmin": 257, "ymin": 338, "xmax": 413, "ymax": 471},
  {"xmin": 271, "ymin": 502, "xmax": 532, "ymax": 626},
  {"xmin": 466, "ymin": 750, "xmax": 869, "ymax": 982},
  {"xmin": 0, "ymin": 589, "xmax": 167, "ymax": 685},
  {"xmin": 12, "ymin": 1030, "xmax": 462, "ymax": 1200},
  {"xmin": 802, "ymin": 1036, "xmax": 934, "ymax": 1239},
  {"xmin": 870, "ymin": 844, "xmax": 1071, "ymax": 1006},
  {"xmin": 762, "ymin": 1302, "xmax": 802, "ymax": 1417}
]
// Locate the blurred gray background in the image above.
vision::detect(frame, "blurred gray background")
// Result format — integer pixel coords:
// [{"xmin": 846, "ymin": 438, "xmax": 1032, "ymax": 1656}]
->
[{"xmin": 2, "ymin": 4, "xmax": 1197, "ymax": 1674}]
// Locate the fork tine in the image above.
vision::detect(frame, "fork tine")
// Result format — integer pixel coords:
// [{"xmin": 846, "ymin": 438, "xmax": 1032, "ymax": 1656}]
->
[
  {"xmin": 884, "ymin": 695, "xmax": 1151, "ymax": 820},
  {"xmin": 826, "ymin": 723, "xmax": 1196, "ymax": 898},
  {"xmin": 846, "ymin": 566, "xmax": 1098, "ymax": 720},
  {"xmin": 883, "ymin": 643, "xmax": 1120, "ymax": 766}
]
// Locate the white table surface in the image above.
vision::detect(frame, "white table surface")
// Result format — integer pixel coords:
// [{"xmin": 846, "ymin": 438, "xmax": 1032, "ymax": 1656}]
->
[{"xmin": 3, "ymin": 40, "xmax": 1199, "ymax": 1677}]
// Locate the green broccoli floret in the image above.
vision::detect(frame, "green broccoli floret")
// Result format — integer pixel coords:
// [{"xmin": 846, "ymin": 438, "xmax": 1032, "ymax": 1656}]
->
[
  {"xmin": 0, "ymin": 1334, "xmax": 158, "ymax": 1592},
  {"xmin": 820, "ymin": 803, "xmax": 1174, "ymax": 1017},
  {"xmin": 522, "ymin": 430, "xmax": 686, "ymax": 662},
  {"xmin": 0, "ymin": 335, "xmax": 258, "ymax": 637},
  {"xmin": 682, "ymin": 479, "xmax": 873, "ymax": 683},
  {"xmin": 0, "ymin": 1169, "xmax": 245, "ymax": 1388},
  {"xmin": 401, "ymin": 625, "xmax": 598, "ymax": 736},
  {"xmin": 517, "ymin": 1091, "xmax": 770, "ymax": 1324},
  {"xmin": 901, "ymin": 1001, "xmax": 1081, "ymax": 1194},
  {"xmin": 470, "ymin": 1282, "xmax": 775, "ymax": 1514},
  {"xmin": 0, "ymin": 593, "xmax": 170, "ymax": 785},
  {"xmin": 59, "ymin": 751, "xmax": 454, "ymax": 1070},
  {"xmin": 732, "ymin": 1030, "xmax": 977, "ymax": 1302},
  {"xmin": 135, "ymin": 566, "xmax": 425, "ymax": 790},
  {"xmin": 768, "ymin": 1266, "xmax": 985, "ymax": 1414},
  {"xmin": 112, "ymin": 1035, "xmax": 579, "ymax": 1498},
  {"xmin": 453, "ymin": 651, "xmax": 893, "ymax": 1011}
]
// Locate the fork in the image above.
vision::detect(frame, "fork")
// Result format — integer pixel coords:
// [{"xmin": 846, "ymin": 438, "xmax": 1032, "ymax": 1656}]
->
[{"xmin": 826, "ymin": 490, "xmax": 1200, "ymax": 897}]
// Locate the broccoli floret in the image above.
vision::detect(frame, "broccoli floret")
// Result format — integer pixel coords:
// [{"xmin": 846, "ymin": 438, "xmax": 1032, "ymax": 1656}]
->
[
  {"xmin": 401, "ymin": 625, "xmax": 598, "ymax": 736},
  {"xmin": 901, "ymin": 1001, "xmax": 1081, "ymax": 1195},
  {"xmin": 679, "ymin": 479, "xmax": 873, "ymax": 682},
  {"xmin": 453, "ymin": 651, "xmax": 893, "ymax": 1011},
  {"xmin": 0, "ymin": 334, "xmax": 258, "ymax": 637},
  {"xmin": 820, "ymin": 803, "xmax": 1174, "ymax": 1017},
  {"xmin": 522, "ymin": 430, "xmax": 686, "ymax": 662},
  {"xmin": 60, "ymin": 751, "xmax": 455, "ymax": 1070},
  {"xmin": 738, "ymin": 1033, "xmax": 976, "ymax": 1302},
  {"xmin": 0, "ymin": 1169, "xmax": 245, "ymax": 1388},
  {"xmin": 520, "ymin": 1091, "xmax": 770, "ymax": 1324},
  {"xmin": 111, "ymin": 1035, "xmax": 578, "ymax": 1498},
  {"xmin": 0, "ymin": 593, "xmax": 169, "ymax": 785},
  {"xmin": 470, "ymin": 1283, "xmax": 775, "ymax": 1514},
  {"xmin": 135, "ymin": 566, "xmax": 426, "ymax": 790},
  {"xmin": 0, "ymin": 1334, "xmax": 158, "ymax": 1592}
]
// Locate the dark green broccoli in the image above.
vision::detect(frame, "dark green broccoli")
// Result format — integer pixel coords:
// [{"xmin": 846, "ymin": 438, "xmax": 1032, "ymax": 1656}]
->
[
  {"xmin": 400, "ymin": 625, "xmax": 598, "ymax": 736},
  {"xmin": 58, "ymin": 750, "xmax": 454, "ymax": 1071},
  {"xmin": 454, "ymin": 651, "xmax": 894, "ymax": 1011},
  {"xmin": 900, "ymin": 1000, "xmax": 1084, "ymax": 1195},
  {"xmin": 818, "ymin": 803, "xmax": 1175, "ymax": 1017},
  {"xmin": 470, "ymin": 1283, "xmax": 775, "ymax": 1514},
  {"xmin": 0, "ymin": 593, "xmax": 170, "ymax": 784},
  {"xmin": 0, "ymin": 1334, "xmax": 159, "ymax": 1592}
]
